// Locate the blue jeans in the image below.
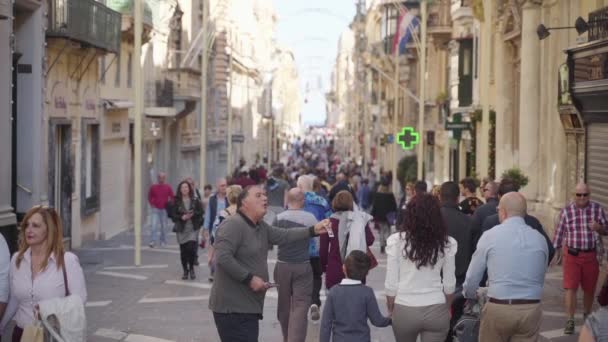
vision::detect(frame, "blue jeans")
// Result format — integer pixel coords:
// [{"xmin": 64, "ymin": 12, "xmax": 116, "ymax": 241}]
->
[{"xmin": 150, "ymin": 207, "xmax": 168, "ymax": 245}]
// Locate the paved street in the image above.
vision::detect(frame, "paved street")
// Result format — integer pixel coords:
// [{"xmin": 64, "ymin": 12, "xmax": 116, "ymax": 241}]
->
[{"xmin": 74, "ymin": 227, "xmax": 600, "ymax": 342}]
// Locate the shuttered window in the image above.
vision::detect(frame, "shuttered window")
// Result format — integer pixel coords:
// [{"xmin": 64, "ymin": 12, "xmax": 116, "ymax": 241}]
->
[{"xmin": 587, "ymin": 123, "xmax": 608, "ymax": 209}]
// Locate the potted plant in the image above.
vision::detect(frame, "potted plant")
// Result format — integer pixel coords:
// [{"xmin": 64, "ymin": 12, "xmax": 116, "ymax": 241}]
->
[{"xmin": 501, "ymin": 168, "xmax": 530, "ymax": 189}]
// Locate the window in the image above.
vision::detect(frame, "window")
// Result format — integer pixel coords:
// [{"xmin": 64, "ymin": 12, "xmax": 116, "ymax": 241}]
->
[
  {"xmin": 127, "ymin": 53, "xmax": 132, "ymax": 88},
  {"xmin": 115, "ymin": 53, "xmax": 121, "ymax": 87},
  {"xmin": 458, "ymin": 39, "xmax": 473, "ymax": 106},
  {"xmin": 100, "ymin": 56, "xmax": 106, "ymax": 84},
  {"xmin": 81, "ymin": 120, "xmax": 100, "ymax": 215}
]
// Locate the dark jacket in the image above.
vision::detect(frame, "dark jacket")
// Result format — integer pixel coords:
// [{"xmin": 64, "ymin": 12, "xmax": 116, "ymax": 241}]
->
[
  {"xmin": 370, "ymin": 192, "xmax": 397, "ymax": 223},
  {"xmin": 441, "ymin": 203, "xmax": 474, "ymax": 285},
  {"xmin": 329, "ymin": 180, "xmax": 358, "ymax": 205},
  {"xmin": 169, "ymin": 196, "xmax": 204, "ymax": 232},
  {"xmin": 471, "ymin": 198, "xmax": 498, "ymax": 250},
  {"xmin": 481, "ymin": 214, "xmax": 555, "ymax": 264}
]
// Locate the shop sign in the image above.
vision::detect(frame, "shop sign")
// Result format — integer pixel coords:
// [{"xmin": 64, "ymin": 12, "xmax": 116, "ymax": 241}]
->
[
  {"xmin": 573, "ymin": 52, "xmax": 608, "ymax": 83},
  {"xmin": 103, "ymin": 114, "xmax": 127, "ymax": 140}
]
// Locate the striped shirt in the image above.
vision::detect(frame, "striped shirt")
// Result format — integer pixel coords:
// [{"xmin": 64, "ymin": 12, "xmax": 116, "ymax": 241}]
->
[{"xmin": 553, "ymin": 201, "xmax": 607, "ymax": 250}]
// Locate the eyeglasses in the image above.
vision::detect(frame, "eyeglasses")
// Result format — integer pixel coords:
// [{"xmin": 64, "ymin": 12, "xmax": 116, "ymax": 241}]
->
[{"xmin": 576, "ymin": 193, "xmax": 589, "ymax": 197}]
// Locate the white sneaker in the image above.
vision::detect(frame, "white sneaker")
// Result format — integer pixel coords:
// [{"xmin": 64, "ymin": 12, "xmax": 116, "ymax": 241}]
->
[{"xmin": 310, "ymin": 304, "xmax": 320, "ymax": 321}]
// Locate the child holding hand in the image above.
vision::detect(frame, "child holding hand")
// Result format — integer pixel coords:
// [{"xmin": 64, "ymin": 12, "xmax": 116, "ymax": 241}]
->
[{"xmin": 320, "ymin": 250, "xmax": 391, "ymax": 342}]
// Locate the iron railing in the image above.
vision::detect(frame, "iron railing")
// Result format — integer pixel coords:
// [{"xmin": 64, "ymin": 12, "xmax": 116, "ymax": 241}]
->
[
  {"xmin": 47, "ymin": 0, "xmax": 121, "ymax": 53},
  {"xmin": 589, "ymin": 6, "xmax": 608, "ymax": 42}
]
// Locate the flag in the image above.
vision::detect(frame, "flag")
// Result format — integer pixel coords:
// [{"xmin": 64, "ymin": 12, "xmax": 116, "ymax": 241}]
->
[{"xmin": 391, "ymin": 5, "xmax": 420, "ymax": 56}]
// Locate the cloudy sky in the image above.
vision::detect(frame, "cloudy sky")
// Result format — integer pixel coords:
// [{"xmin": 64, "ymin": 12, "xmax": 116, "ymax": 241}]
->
[{"xmin": 274, "ymin": 0, "xmax": 356, "ymax": 125}]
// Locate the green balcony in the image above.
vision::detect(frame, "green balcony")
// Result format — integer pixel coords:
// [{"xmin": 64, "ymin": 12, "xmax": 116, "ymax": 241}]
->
[
  {"xmin": 47, "ymin": 0, "xmax": 122, "ymax": 53},
  {"xmin": 106, "ymin": 0, "xmax": 154, "ymax": 27}
]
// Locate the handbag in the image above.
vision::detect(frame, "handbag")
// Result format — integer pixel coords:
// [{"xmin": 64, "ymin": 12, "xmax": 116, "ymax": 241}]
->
[
  {"xmin": 21, "ymin": 323, "xmax": 44, "ymax": 342},
  {"xmin": 366, "ymin": 247, "xmax": 378, "ymax": 270}
]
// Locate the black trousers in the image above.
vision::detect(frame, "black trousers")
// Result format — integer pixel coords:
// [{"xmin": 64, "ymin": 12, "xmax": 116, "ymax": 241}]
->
[
  {"xmin": 310, "ymin": 257, "xmax": 322, "ymax": 307},
  {"xmin": 213, "ymin": 312, "xmax": 260, "ymax": 342},
  {"xmin": 179, "ymin": 240, "xmax": 197, "ymax": 272}
]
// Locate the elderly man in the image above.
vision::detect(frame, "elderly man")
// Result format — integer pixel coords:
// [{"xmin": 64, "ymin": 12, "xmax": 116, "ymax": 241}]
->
[
  {"xmin": 552, "ymin": 183, "xmax": 608, "ymax": 335},
  {"xmin": 274, "ymin": 188, "xmax": 319, "ymax": 342},
  {"xmin": 297, "ymin": 174, "xmax": 332, "ymax": 321},
  {"xmin": 471, "ymin": 180, "xmax": 499, "ymax": 249},
  {"xmin": 209, "ymin": 185, "xmax": 329, "ymax": 342},
  {"xmin": 147, "ymin": 172, "xmax": 174, "ymax": 248},
  {"xmin": 463, "ymin": 192, "xmax": 549, "ymax": 341}
]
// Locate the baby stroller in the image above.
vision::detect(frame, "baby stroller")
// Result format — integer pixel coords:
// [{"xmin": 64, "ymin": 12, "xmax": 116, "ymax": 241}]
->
[{"xmin": 452, "ymin": 288, "xmax": 488, "ymax": 342}]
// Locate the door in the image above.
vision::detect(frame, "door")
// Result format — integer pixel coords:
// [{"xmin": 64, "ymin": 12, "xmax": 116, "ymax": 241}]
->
[{"xmin": 49, "ymin": 122, "xmax": 72, "ymax": 242}]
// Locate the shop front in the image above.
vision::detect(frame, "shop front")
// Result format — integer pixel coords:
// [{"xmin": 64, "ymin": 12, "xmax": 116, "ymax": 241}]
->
[{"xmin": 565, "ymin": 10, "xmax": 608, "ymax": 208}]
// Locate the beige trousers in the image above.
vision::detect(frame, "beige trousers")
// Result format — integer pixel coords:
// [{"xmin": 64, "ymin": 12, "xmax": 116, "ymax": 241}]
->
[
  {"xmin": 274, "ymin": 262, "xmax": 313, "ymax": 342},
  {"xmin": 479, "ymin": 302, "xmax": 542, "ymax": 342}
]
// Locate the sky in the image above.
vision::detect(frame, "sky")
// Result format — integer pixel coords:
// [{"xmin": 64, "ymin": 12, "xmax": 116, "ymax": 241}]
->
[{"xmin": 273, "ymin": 0, "xmax": 357, "ymax": 126}]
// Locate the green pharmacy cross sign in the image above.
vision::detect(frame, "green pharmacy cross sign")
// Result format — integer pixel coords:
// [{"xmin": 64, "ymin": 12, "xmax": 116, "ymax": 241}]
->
[{"xmin": 396, "ymin": 126, "xmax": 420, "ymax": 150}]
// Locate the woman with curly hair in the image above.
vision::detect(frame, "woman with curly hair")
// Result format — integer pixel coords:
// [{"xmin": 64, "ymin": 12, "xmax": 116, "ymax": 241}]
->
[{"xmin": 384, "ymin": 193, "xmax": 457, "ymax": 342}]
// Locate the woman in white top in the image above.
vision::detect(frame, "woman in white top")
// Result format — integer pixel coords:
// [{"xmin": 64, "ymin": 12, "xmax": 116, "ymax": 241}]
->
[
  {"xmin": 1, "ymin": 205, "xmax": 87, "ymax": 341},
  {"xmin": 385, "ymin": 194, "xmax": 457, "ymax": 342}
]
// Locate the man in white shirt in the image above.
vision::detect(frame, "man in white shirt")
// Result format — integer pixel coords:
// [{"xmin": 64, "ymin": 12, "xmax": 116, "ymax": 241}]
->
[
  {"xmin": 463, "ymin": 192, "xmax": 548, "ymax": 342},
  {"xmin": 0, "ymin": 234, "xmax": 9, "ymax": 320}
]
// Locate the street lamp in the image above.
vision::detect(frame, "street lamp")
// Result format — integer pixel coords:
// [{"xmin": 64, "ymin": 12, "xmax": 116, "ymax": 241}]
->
[{"xmin": 536, "ymin": 16, "xmax": 596, "ymax": 40}]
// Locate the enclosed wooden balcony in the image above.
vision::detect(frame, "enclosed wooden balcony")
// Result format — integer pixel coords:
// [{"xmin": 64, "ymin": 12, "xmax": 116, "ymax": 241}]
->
[{"xmin": 47, "ymin": 0, "xmax": 121, "ymax": 53}]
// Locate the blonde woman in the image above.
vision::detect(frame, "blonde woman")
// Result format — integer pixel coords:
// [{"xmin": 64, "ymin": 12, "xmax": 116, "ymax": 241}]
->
[
  {"xmin": 208, "ymin": 185, "xmax": 242, "ymax": 282},
  {"xmin": 0, "ymin": 205, "xmax": 87, "ymax": 341},
  {"xmin": 212, "ymin": 185, "xmax": 243, "ymax": 237}
]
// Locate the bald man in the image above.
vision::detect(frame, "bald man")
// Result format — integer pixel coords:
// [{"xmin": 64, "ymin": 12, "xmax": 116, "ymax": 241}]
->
[
  {"xmin": 552, "ymin": 183, "xmax": 608, "ymax": 335},
  {"xmin": 274, "ymin": 188, "xmax": 319, "ymax": 342},
  {"xmin": 463, "ymin": 193, "xmax": 548, "ymax": 342}
]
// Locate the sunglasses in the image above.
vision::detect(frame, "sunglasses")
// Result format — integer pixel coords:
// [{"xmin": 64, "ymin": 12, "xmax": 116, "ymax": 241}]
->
[{"xmin": 576, "ymin": 193, "xmax": 589, "ymax": 197}]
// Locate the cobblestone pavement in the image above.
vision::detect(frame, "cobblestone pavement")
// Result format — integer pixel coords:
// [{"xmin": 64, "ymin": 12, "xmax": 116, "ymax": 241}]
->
[{"xmin": 75, "ymin": 228, "xmax": 602, "ymax": 342}]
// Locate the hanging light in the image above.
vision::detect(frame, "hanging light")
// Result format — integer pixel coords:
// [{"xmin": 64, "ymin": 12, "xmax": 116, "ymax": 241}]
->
[{"xmin": 575, "ymin": 16, "xmax": 589, "ymax": 35}]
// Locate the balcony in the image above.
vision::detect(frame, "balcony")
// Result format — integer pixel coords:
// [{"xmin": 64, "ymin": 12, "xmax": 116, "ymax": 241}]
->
[
  {"xmin": 106, "ymin": 0, "xmax": 154, "ymax": 42},
  {"xmin": 589, "ymin": 6, "xmax": 608, "ymax": 42},
  {"xmin": 428, "ymin": 0, "xmax": 452, "ymax": 38},
  {"xmin": 47, "ymin": 0, "xmax": 121, "ymax": 53}
]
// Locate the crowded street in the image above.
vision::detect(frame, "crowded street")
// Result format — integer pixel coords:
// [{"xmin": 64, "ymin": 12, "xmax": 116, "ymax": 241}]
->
[{"xmin": 2, "ymin": 0, "xmax": 608, "ymax": 341}]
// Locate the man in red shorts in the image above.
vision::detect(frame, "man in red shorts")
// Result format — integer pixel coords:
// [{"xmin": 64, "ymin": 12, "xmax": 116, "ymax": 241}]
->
[{"xmin": 552, "ymin": 183, "xmax": 607, "ymax": 335}]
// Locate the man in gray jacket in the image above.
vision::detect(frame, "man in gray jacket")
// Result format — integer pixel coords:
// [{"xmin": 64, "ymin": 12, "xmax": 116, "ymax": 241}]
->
[{"xmin": 209, "ymin": 185, "xmax": 330, "ymax": 342}]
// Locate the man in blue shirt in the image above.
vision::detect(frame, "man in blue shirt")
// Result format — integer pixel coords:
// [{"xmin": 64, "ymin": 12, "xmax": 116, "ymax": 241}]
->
[
  {"xmin": 298, "ymin": 174, "xmax": 332, "ymax": 321},
  {"xmin": 463, "ymin": 192, "xmax": 548, "ymax": 342}
]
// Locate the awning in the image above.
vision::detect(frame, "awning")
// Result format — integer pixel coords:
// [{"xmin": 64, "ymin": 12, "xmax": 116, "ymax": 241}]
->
[
  {"xmin": 102, "ymin": 99, "xmax": 134, "ymax": 110},
  {"xmin": 145, "ymin": 107, "xmax": 178, "ymax": 117},
  {"xmin": 145, "ymin": 98, "xmax": 196, "ymax": 119}
]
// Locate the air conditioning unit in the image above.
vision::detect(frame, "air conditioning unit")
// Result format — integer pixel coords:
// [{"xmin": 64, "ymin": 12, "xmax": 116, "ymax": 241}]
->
[{"xmin": 0, "ymin": 0, "xmax": 10, "ymax": 20}]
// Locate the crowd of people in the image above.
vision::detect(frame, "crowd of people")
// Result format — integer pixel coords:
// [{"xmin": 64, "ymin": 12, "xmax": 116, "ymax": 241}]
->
[
  {"xmin": 142, "ymin": 132, "xmax": 608, "ymax": 342},
  {"xmin": 0, "ymin": 132, "xmax": 607, "ymax": 341}
]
